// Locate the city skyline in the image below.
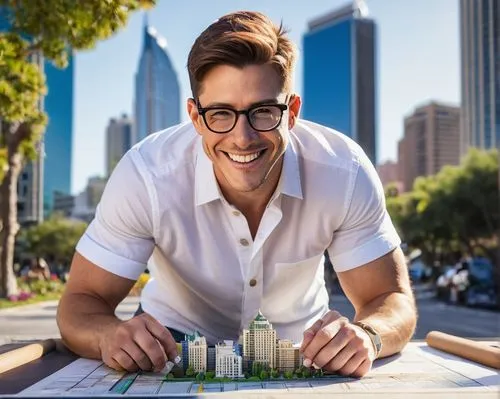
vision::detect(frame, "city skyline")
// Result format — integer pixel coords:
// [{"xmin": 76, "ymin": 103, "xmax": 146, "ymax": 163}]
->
[{"xmin": 72, "ymin": 0, "xmax": 459, "ymax": 194}]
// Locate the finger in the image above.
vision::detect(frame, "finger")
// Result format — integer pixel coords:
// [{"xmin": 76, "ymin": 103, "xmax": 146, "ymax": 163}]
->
[
  {"xmin": 323, "ymin": 340, "xmax": 359, "ymax": 372},
  {"xmin": 144, "ymin": 316, "xmax": 179, "ymax": 362},
  {"xmin": 301, "ymin": 311, "xmax": 343, "ymax": 352},
  {"xmin": 122, "ymin": 341, "xmax": 154, "ymax": 371},
  {"xmin": 302, "ymin": 318, "xmax": 349, "ymax": 365},
  {"xmin": 133, "ymin": 330, "xmax": 167, "ymax": 371},
  {"xmin": 104, "ymin": 357, "xmax": 125, "ymax": 372},
  {"xmin": 112, "ymin": 349, "xmax": 140, "ymax": 373},
  {"xmin": 348, "ymin": 357, "xmax": 372, "ymax": 378},
  {"xmin": 309, "ymin": 324, "xmax": 355, "ymax": 368},
  {"xmin": 300, "ymin": 318, "xmax": 324, "ymax": 352}
]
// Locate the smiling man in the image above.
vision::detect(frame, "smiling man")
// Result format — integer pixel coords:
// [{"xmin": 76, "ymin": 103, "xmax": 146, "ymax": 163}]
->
[{"xmin": 57, "ymin": 11, "xmax": 417, "ymax": 378}]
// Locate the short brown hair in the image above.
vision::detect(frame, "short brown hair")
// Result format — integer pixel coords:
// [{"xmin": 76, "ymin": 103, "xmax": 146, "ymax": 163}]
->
[{"xmin": 187, "ymin": 11, "xmax": 297, "ymax": 98}]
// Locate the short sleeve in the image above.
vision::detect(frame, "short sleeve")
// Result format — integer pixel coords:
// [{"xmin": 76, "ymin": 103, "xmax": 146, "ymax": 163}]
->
[
  {"xmin": 327, "ymin": 151, "xmax": 401, "ymax": 272},
  {"xmin": 76, "ymin": 150, "xmax": 156, "ymax": 280}
]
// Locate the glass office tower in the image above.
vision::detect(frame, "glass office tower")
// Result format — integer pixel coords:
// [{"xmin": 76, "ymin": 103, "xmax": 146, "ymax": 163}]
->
[
  {"xmin": 134, "ymin": 19, "xmax": 180, "ymax": 142},
  {"xmin": 460, "ymin": 0, "xmax": 499, "ymax": 153},
  {"xmin": 303, "ymin": 1, "xmax": 377, "ymax": 164}
]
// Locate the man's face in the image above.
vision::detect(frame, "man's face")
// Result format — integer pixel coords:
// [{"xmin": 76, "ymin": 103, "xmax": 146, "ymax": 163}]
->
[{"xmin": 187, "ymin": 64, "xmax": 301, "ymax": 197}]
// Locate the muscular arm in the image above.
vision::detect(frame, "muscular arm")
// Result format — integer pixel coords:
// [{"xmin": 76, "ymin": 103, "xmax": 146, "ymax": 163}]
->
[
  {"xmin": 338, "ymin": 246, "xmax": 417, "ymax": 358},
  {"xmin": 56, "ymin": 251, "xmax": 135, "ymax": 359}
]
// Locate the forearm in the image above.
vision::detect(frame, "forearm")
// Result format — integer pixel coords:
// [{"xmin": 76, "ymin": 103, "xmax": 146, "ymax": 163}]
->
[
  {"xmin": 354, "ymin": 291, "xmax": 417, "ymax": 358},
  {"xmin": 56, "ymin": 292, "xmax": 122, "ymax": 359}
]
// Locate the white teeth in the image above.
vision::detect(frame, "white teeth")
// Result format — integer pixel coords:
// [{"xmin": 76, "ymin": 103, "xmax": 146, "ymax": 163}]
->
[{"xmin": 227, "ymin": 151, "xmax": 262, "ymax": 163}]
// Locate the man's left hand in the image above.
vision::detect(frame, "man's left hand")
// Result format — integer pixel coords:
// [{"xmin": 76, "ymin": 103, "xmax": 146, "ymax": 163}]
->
[{"xmin": 300, "ymin": 310, "xmax": 376, "ymax": 377}]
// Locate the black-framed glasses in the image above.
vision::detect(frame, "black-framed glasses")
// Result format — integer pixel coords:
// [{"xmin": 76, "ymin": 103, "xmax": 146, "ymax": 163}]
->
[{"xmin": 195, "ymin": 100, "xmax": 288, "ymax": 134}]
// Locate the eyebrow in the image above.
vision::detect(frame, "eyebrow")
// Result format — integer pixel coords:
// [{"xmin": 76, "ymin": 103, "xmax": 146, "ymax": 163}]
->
[{"xmin": 204, "ymin": 98, "xmax": 280, "ymax": 108}]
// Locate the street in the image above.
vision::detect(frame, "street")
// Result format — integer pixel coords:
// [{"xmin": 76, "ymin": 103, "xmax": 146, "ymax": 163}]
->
[{"xmin": 0, "ymin": 291, "xmax": 498, "ymax": 344}]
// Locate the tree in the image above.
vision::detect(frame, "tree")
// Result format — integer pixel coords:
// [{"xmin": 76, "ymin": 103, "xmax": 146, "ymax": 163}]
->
[
  {"xmin": 302, "ymin": 367, "xmax": 311, "ymax": 378},
  {"xmin": 19, "ymin": 214, "xmax": 87, "ymax": 265},
  {"xmin": 185, "ymin": 365, "xmax": 195, "ymax": 377},
  {"xmin": 259, "ymin": 370, "xmax": 269, "ymax": 380},
  {"xmin": 205, "ymin": 371, "xmax": 215, "ymax": 380},
  {"xmin": 195, "ymin": 372, "xmax": 205, "ymax": 382},
  {"xmin": 284, "ymin": 370, "xmax": 293, "ymax": 379},
  {"xmin": 270, "ymin": 368, "xmax": 279, "ymax": 379},
  {"xmin": 0, "ymin": 0, "xmax": 155, "ymax": 298}
]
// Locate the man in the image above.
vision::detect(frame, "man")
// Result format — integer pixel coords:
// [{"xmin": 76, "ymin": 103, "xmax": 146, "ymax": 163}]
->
[{"xmin": 57, "ymin": 11, "xmax": 416, "ymax": 378}]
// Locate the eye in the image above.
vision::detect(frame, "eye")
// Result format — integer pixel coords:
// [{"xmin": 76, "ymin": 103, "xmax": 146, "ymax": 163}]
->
[{"xmin": 207, "ymin": 109, "xmax": 233, "ymax": 119}]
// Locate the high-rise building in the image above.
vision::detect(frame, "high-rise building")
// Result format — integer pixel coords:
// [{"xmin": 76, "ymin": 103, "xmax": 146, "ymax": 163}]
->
[
  {"xmin": 134, "ymin": 17, "xmax": 180, "ymax": 143},
  {"xmin": 43, "ymin": 58, "xmax": 74, "ymax": 216},
  {"xmin": 303, "ymin": 0, "xmax": 377, "ymax": 164},
  {"xmin": 242, "ymin": 312, "xmax": 277, "ymax": 370},
  {"xmin": 398, "ymin": 102, "xmax": 460, "ymax": 192},
  {"xmin": 106, "ymin": 114, "xmax": 132, "ymax": 177},
  {"xmin": 215, "ymin": 340, "xmax": 243, "ymax": 378},
  {"xmin": 186, "ymin": 331, "xmax": 207, "ymax": 373},
  {"xmin": 276, "ymin": 340, "xmax": 302, "ymax": 372},
  {"xmin": 459, "ymin": 0, "xmax": 499, "ymax": 153}
]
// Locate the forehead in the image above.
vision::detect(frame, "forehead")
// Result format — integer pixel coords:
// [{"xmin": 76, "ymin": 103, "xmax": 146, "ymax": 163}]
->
[{"xmin": 198, "ymin": 64, "xmax": 284, "ymax": 107}]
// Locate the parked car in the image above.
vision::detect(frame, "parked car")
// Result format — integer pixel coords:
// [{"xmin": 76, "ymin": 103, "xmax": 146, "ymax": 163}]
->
[{"xmin": 463, "ymin": 258, "xmax": 497, "ymax": 308}]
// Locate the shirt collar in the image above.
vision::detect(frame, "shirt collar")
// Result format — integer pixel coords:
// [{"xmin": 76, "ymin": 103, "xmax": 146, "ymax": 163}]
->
[{"xmin": 194, "ymin": 137, "xmax": 303, "ymax": 207}]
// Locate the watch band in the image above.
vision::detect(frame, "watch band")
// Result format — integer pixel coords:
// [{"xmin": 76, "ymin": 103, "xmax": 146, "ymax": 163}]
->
[{"xmin": 353, "ymin": 321, "xmax": 382, "ymax": 358}]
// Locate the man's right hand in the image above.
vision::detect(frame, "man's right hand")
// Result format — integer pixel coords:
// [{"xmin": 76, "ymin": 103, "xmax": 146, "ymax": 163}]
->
[{"xmin": 98, "ymin": 312, "xmax": 178, "ymax": 372}]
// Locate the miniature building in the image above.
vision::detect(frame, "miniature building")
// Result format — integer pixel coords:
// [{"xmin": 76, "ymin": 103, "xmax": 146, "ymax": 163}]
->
[
  {"xmin": 215, "ymin": 340, "xmax": 244, "ymax": 378},
  {"xmin": 277, "ymin": 339, "xmax": 302, "ymax": 372},
  {"xmin": 243, "ymin": 311, "xmax": 277, "ymax": 370},
  {"xmin": 186, "ymin": 331, "xmax": 207, "ymax": 373}
]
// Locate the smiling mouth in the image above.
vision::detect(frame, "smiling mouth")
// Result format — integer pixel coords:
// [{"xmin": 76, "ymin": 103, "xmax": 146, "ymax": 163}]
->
[{"xmin": 223, "ymin": 150, "xmax": 267, "ymax": 164}]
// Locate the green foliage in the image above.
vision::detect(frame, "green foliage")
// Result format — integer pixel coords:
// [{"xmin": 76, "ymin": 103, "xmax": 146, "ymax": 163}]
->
[
  {"xmin": 205, "ymin": 371, "xmax": 215, "ymax": 380},
  {"xmin": 294, "ymin": 368, "xmax": 302, "ymax": 378},
  {"xmin": 259, "ymin": 370, "xmax": 269, "ymax": 380},
  {"xmin": 251, "ymin": 362, "xmax": 263, "ymax": 377},
  {"xmin": 19, "ymin": 214, "xmax": 87, "ymax": 264},
  {"xmin": 302, "ymin": 367, "xmax": 311, "ymax": 378},
  {"xmin": 18, "ymin": 277, "xmax": 64, "ymax": 296},
  {"xmin": 387, "ymin": 148, "xmax": 499, "ymax": 265},
  {"xmin": 166, "ymin": 373, "xmax": 175, "ymax": 380},
  {"xmin": 270, "ymin": 368, "xmax": 279, "ymax": 379},
  {"xmin": 185, "ymin": 366, "xmax": 194, "ymax": 377},
  {"xmin": 247, "ymin": 376, "xmax": 261, "ymax": 381},
  {"xmin": 195, "ymin": 372, "xmax": 205, "ymax": 381},
  {"xmin": 284, "ymin": 370, "xmax": 293, "ymax": 379}
]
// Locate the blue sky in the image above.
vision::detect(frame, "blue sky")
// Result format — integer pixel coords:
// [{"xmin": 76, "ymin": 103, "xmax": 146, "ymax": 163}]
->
[{"xmin": 72, "ymin": 0, "xmax": 459, "ymax": 194}]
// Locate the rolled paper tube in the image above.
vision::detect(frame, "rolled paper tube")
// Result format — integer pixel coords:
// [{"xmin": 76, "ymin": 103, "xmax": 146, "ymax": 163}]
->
[
  {"xmin": 0, "ymin": 339, "xmax": 57, "ymax": 374},
  {"xmin": 426, "ymin": 331, "xmax": 500, "ymax": 369}
]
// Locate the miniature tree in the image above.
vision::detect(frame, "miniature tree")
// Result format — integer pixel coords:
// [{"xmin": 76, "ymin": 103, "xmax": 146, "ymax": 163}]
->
[
  {"xmin": 270, "ymin": 368, "xmax": 279, "ymax": 379},
  {"xmin": 284, "ymin": 370, "xmax": 293, "ymax": 379},
  {"xmin": 294, "ymin": 368, "xmax": 302, "ymax": 378},
  {"xmin": 185, "ymin": 366, "xmax": 195, "ymax": 377},
  {"xmin": 195, "ymin": 372, "xmax": 205, "ymax": 381},
  {"xmin": 260, "ymin": 370, "xmax": 269, "ymax": 380},
  {"xmin": 205, "ymin": 371, "xmax": 215, "ymax": 380}
]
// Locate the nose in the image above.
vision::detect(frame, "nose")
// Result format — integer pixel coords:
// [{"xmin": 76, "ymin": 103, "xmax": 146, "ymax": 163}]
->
[{"xmin": 231, "ymin": 113, "xmax": 258, "ymax": 148}]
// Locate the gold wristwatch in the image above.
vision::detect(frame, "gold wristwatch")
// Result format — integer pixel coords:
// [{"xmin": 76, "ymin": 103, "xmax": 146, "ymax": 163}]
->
[{"xmin": 354, "ymin": 321, "xmax": 382, "ymax": 358}]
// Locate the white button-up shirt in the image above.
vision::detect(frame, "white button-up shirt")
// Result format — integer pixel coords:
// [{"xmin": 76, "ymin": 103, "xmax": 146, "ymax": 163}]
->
[{"xmin": 77, "ymin": 119, "xmax": 400, "ymax": 344}]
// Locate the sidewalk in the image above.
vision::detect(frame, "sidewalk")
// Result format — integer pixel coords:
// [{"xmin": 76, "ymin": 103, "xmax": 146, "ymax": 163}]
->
[{"xmin": 0, "ymin": 296, "xmax": 140, "ymax": 345}]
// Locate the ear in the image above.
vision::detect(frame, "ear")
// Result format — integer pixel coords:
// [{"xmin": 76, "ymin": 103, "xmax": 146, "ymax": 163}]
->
[
  {"xmin": 187, "ymin": 98, "xmax": 204, "ymax": 134},
  {"xmin": 287, "ymin": 94, "xmax": 302, "ymax": 129}
]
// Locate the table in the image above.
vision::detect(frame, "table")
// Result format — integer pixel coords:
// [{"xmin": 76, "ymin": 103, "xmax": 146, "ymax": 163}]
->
[{"xmin": 0, "ymin": 340, "xmax": 498, "ymax": 398}]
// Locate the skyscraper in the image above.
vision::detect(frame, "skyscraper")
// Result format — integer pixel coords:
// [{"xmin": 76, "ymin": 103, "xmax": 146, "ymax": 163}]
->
[
  {"xmin": 460, "ymin": 0, "xmax": 499, "ymax": 153},
  {"xmin": 106, "ymin": 114, "xmax": 132, "ymax": 177},
  {"xmin": 43, "ymin": 58, "xmax": 74, "ymax": 216},
  {"xmin": 398, "ymin": 102, "xmax": 460, "ymax": 192},
  {"xmin": 303, "ymin": 0, "xmax": 377, "ymax": 164},
  {"xmin": 134, "ymin": 17, "xmax": 180, "ymax": 143},
  {"xmin": 242, "ymin": 312, "xmax": 277, "ymax": 370}
]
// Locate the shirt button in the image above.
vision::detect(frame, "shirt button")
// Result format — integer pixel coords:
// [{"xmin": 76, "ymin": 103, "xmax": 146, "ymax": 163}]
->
[
  {"xmin": 249, "ymin": 279, "xmax": 257, "ymax": 287},
  {"xmin": 240, "ymin": 238, "xmax": 249, "ymax": 246},
  {"xmin": 232, "ymin": 210, "xmax": 241, "ymax": 216}
]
